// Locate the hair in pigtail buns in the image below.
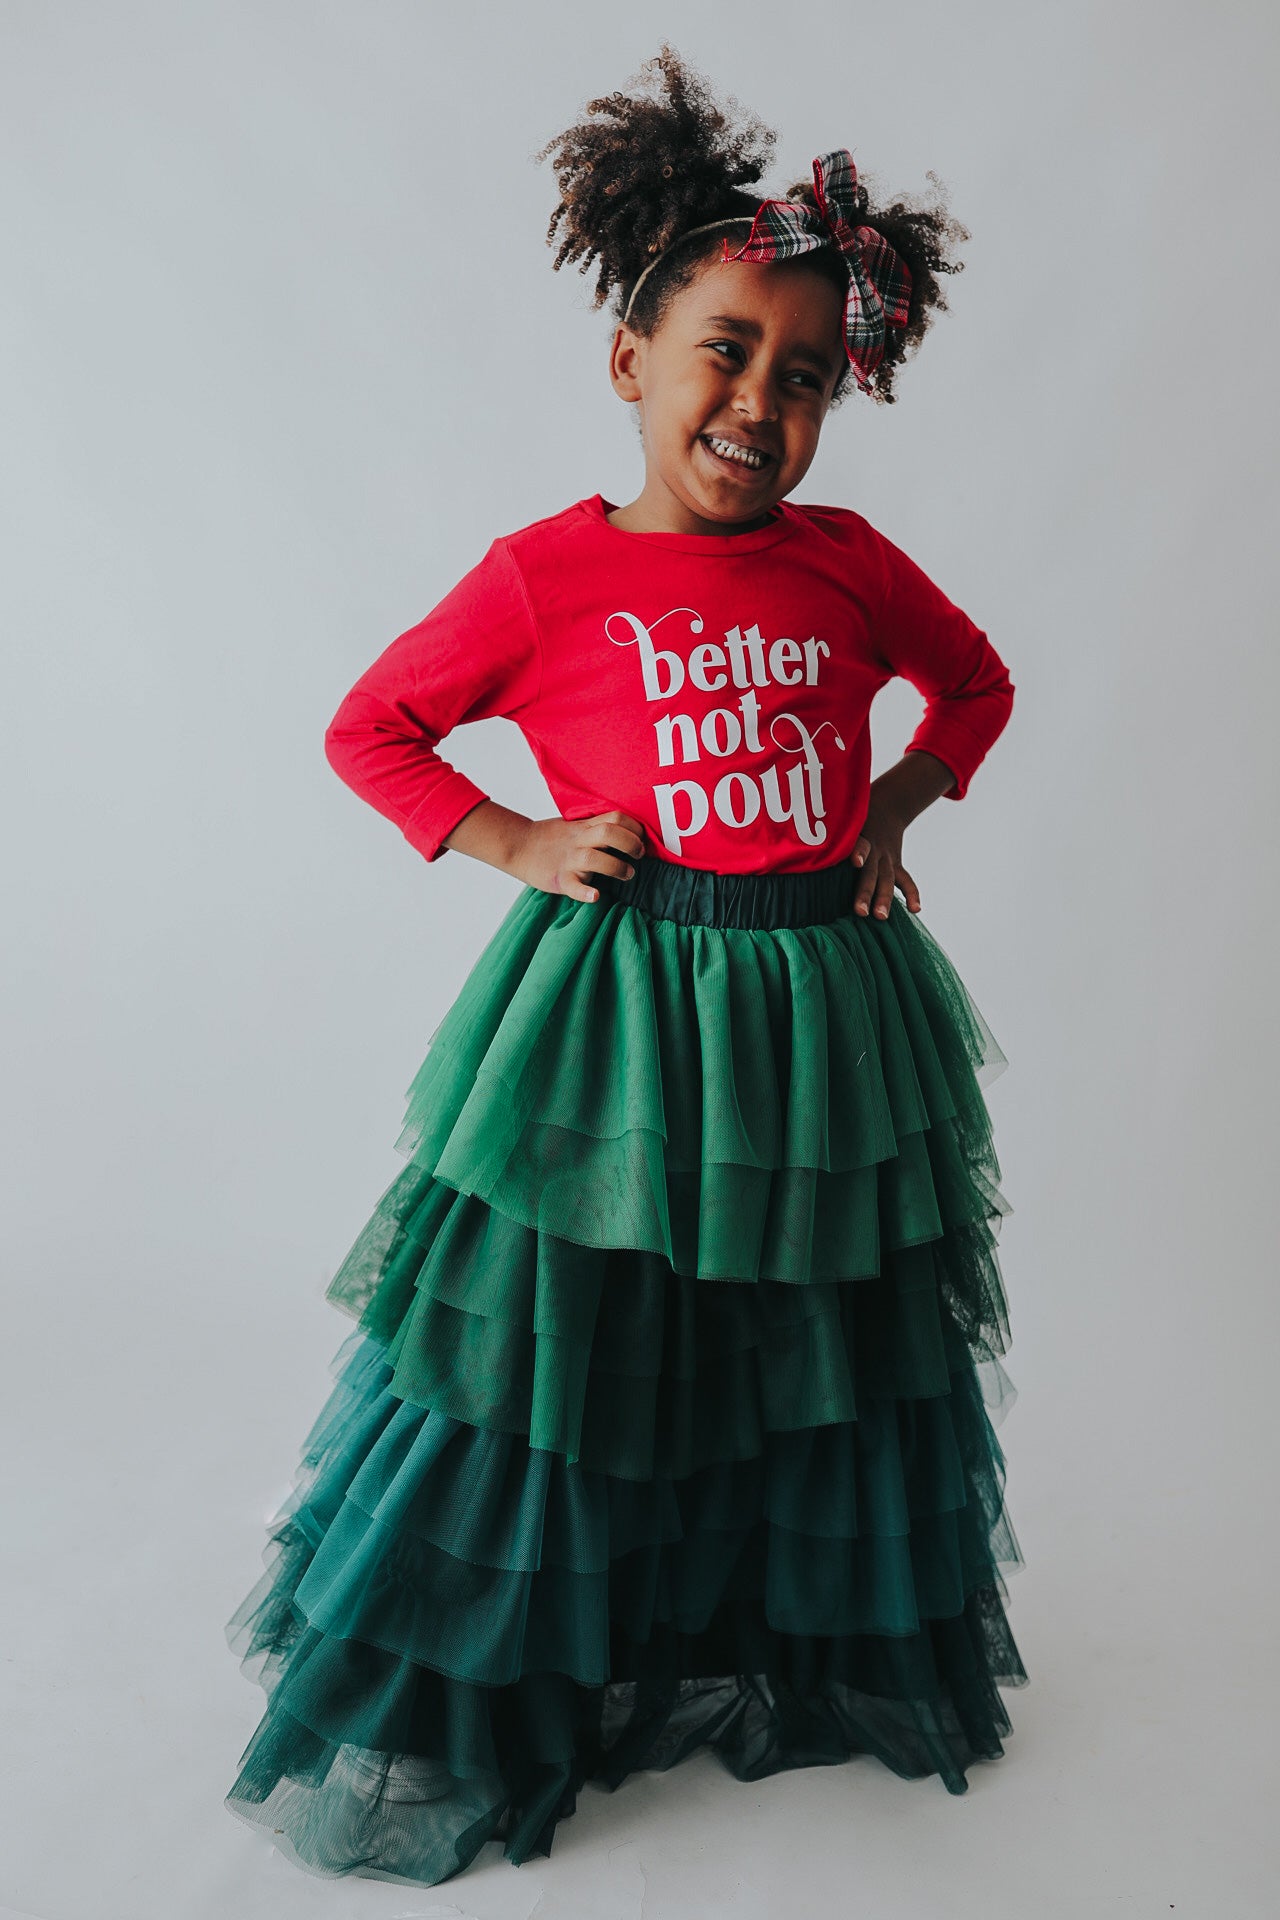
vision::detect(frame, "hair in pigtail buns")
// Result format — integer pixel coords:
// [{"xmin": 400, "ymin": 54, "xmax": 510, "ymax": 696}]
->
[
  {"xmin": 535, "ymin": 42, "xmax": 971, "ymax": 406},
  {"xmin": 534, "ymin": 48, "xmax": 773, "ymax": 320}
]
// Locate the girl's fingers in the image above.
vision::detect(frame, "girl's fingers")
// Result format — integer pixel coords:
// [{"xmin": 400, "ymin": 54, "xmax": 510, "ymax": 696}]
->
[
  {"xmin": 851, "ymin": 836, "xmax": 871, "ymax": 867},
  {"xmin": 600, "ymin": 830, "xmax": 647, "ymax": 861},
  {"xmin": 872, "ymin": 866, "xmax": 896, "ymax": 918},
  {"xmin": 897, "ymin": 863, "xmax": 923, "ymax": 912},
  {"xmin": 588, "ymin": 849, "xmax": 638, "ymax": 881},
  {"xmin": 854, "ymin": 851, "xmax": 906, "ymax": 920},
  {"xmin": 595, "ymin": 812, "xmax": 648, "ymax": 859},
  {"xmin": 591, "ymin": 821, "xmax": 652, "ymax": 860},
  {"xmin": 852, "ymin": 850, "xmax": 882, "ymax": 915}
]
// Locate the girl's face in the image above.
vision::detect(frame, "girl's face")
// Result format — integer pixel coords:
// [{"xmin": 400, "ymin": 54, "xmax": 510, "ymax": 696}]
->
[{"xmin": 608, "ymin": 256, "xmax": 845, "ymax": 534}]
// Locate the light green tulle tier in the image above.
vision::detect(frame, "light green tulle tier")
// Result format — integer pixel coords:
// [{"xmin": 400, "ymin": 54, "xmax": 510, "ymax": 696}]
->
[{"xmin": 359, "ymin": 885, "xmax": 1010, "ymax": 1280}]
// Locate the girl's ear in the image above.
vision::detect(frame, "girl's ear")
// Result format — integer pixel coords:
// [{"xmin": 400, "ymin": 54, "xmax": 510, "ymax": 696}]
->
[{"xmin": 609, "ymin": 325, "xmax": 644, "ymax": 403}]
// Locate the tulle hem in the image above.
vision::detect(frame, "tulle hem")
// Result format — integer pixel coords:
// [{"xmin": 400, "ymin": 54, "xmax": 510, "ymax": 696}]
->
[{"xmin": 225, "ymin": 1639, "xmax": 1027, "ymax": 1886}]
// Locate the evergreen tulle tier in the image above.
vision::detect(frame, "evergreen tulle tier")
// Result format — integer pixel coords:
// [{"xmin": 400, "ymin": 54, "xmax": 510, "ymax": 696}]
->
[{"xmin": 224, "ymin": 855, "xmax": 1028, "ymax": 1887}]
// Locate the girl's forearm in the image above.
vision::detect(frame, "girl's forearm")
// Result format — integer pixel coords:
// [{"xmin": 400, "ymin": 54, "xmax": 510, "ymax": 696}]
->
[
  {"xmin": 441, "ymin": 799, "xmax": 535, "ymax": 876},
  {"xmin": 871, "ymin": 750, "xmax": 958, "ymax": 827}
]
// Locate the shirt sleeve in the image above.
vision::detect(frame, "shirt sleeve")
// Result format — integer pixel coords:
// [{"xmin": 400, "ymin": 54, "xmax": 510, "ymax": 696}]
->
[
  {"xmin": 323, "ymin": 537, "xmax": 543, "ymax": 862},
  {"xmin": 871, "ymin": 530, "xmax": 1015, "ymax": 801}
]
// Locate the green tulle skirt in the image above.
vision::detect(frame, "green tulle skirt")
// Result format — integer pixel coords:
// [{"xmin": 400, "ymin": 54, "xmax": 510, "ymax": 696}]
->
[{"xmin": 223, "ymin": 853, "xmax": 1028, "ymax": 1887}]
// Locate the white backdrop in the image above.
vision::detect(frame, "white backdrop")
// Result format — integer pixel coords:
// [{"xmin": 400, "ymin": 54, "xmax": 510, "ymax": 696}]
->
[{"xmin": 2, "ymin": 3, "xmax": 1276, "ymax": 1916}]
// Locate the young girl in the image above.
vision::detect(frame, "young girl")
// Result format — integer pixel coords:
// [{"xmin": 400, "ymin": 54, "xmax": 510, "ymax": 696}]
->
[{"xmin": 223, "ymin": 43, "xmax": 1027, "ymax": 1889}]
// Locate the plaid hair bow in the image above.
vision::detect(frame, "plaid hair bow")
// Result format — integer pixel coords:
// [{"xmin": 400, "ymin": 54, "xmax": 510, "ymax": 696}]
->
[{"xmin": 721, "ymin": 150, "xmax": 912, "ymax": 393}]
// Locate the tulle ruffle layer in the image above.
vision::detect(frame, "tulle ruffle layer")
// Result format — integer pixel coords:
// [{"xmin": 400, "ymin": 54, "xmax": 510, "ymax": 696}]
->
[
  {"xmin": 323, "ymin": 1178, "xmax": 1011, "ymax": 1479},
  {"xmin": 229, "ymin": 1329, "xmax": 1021, "ymax": 1690},
  {"xmin": 326, "ymin": 883, "xmax": 1012, "ymax": 1286}
]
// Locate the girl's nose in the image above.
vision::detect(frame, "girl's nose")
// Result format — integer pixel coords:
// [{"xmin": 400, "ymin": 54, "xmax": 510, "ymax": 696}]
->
[{"xmin": 732, "ymin": 371, "xmax": 780, "ymax": 423}]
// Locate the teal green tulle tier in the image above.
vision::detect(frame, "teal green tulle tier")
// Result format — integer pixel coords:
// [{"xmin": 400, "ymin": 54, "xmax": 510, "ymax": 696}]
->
[{"xmin": 224, "ymin": 869, "xmax": 1027, "ymax": 1888}]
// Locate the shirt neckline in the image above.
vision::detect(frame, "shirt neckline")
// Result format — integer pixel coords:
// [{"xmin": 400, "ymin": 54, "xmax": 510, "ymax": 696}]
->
[{"xmin": 580, "ymin": 491, "xmax": 800, "ymax": 554}]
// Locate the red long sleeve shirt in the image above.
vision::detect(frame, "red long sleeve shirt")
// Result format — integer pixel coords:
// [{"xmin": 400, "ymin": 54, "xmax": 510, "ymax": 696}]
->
[{"xmin": 324, "ymin": 491, "xmax": 1014, "ymax": 876}]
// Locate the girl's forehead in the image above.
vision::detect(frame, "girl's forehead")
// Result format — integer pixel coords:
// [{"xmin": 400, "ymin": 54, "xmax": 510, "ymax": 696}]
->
[
  {"xmin": 670, "ymin": 259, "xmax": 845, "ymax": 356},
  {"xmin": 677, "ymin": 256, "xmax": 843, "ymax": 326}
]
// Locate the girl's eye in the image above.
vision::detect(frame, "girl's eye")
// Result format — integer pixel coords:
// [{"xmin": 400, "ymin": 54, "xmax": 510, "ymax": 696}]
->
[{"xmin": 704, "ymin": 341, "xmax": 822, "ymax": 389}]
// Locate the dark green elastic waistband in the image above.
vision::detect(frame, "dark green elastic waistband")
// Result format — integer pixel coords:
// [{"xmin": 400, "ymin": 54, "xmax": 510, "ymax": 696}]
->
[{"xmin": 589, "ymin": 852, "xmax": 858, "ymax": 930}]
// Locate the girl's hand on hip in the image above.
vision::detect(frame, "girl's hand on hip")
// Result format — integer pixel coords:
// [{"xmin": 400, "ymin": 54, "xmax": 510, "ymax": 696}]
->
[
  {"xmin": 849, "ymin": 802, "xmax": 922, "ymax": 919},
  {"xmin": 509, "ymin": 809, "xmax": 648, "ymax": 902}
]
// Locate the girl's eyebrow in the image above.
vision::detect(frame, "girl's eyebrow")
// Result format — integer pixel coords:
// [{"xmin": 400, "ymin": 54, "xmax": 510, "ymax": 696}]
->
[{"xmin": 702, "ymin": 312, "xmax": 837, "ymax": 378}]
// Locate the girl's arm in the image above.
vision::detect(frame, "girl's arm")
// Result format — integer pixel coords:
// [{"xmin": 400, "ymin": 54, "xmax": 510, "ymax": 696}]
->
[
  {"xmin": 326, "ymin": 533, "xmax": 594, "ymax": 883},
  {"xmin": 323, "ymin": 538, "xmax": 542, "ymax": 864},
  {"xmin": 324, "ymin": 541, "xmax": 647, "ymax": 900},
  {"xmin": 851, "ymin": 531, "xmax": 1015, "ymax": 919},
  {"xmin": 872, "ymin": 534, "xmax": 1015, "ymax": 805}
]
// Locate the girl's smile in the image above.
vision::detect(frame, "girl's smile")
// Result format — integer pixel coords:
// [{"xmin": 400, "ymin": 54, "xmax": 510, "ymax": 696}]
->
[{"xmin": 698, "ymin": 429, "xmax": 778, "ymax": 478}]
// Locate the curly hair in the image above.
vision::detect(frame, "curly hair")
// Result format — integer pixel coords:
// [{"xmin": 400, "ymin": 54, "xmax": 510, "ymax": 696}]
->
[{"xmin": 534, "ymin": 43, "xmax": 970, "ymax": 407}]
